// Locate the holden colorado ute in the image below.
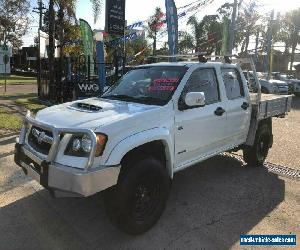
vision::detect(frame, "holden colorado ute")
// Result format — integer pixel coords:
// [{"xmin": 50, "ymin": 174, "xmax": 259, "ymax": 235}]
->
[{"xmin": 14, "ymin": 57, "xmax": 292, "ymax": 235}]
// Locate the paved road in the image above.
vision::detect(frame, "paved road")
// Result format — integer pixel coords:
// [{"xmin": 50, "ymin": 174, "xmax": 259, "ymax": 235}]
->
[
  {"xmin": 0, "ymin": 84, "xmax": 37, "ymax": 96},
  {"xmin": 267, "ymin": 96, "xmax": 300, "ymax": 170},
  {"xmin": 1, "ymin": 153, "xmax": 299, "ymax": 250},
  {"xmin": 0, "ymin": 96, "xmax": 299, "ymax": 250}
]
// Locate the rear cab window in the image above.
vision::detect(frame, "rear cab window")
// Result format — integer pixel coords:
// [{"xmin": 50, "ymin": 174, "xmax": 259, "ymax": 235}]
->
[{"xmin": 221, "ymin": 68, "xmax": 245, "ymax": 100}]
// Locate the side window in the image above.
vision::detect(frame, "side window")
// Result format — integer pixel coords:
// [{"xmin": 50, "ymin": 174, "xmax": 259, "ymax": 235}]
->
[
  {"xmin": 221, "ymin": 68, "xmax": 245, "ymax": 100},
  {"xmin": 183, "ymin": 68, "xmax": 220, "ymax": 105}
]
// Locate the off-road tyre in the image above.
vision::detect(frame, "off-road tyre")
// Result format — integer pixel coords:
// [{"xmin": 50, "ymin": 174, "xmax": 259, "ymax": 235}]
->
[
  {"xmin": 104, "ymin": 157, "xmax": 170, "ymax": 235},
  {"xmin": 243, "ymin": 123, "xmax": 272, "ymax": 167}
]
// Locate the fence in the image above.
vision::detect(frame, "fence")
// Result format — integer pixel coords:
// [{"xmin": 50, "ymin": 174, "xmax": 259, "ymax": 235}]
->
[{"xmin": 39, "ymin": 55, "xmax": 116, "ymax": 103}]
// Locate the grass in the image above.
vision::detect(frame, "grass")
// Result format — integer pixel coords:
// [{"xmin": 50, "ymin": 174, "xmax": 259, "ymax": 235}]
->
[
  {"xmin": 0, "ymin": 92, "xmax": 37, "ymax": 99},
  {"xmin": 0, "ymin": 75, "xmax": 37, "ymax": 85},
  {"xmin": 15, "ymin": 97, "xmax": 47, "ymax": 113},
  {"xmin": 0, "ymin": 108, "xmax": 22, "ymax": 131},
  {"xmin": 0, "ymin": 93, "xmax": 48, "ymax": 131}
]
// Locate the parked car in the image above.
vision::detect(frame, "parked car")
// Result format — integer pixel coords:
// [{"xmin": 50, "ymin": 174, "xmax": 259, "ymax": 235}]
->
[
  {"xmin": 261, "ymin": 79, "xmax": 289, "ymax": 95},
  {"xmin": 15, "ymin": 60, "xmax": 292, "ymax": 235},
  {"xmin": 273, "ymin": 72, "xmax": 300, "ymax": 94},
  {"xmin": 293, "ymin": 81, "xmax": 300, "ymax": 96},
  {"xmin": 243, "ymin": 71, "xmax": 288, "ymax": 94}
]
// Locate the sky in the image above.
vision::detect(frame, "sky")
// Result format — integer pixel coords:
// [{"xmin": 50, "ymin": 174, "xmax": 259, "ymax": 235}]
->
[{"xmin": 23, "ymin": 0, "xmax": 300, "ymax": 47}]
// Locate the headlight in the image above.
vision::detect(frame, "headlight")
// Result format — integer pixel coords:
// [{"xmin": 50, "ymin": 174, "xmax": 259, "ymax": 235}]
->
[
  {"xmin": 72, "ymin": 138, "xmax": 81, "ymax": 152},
  {"xmin": 65, "ymin": 133, "xmax": 107, "ymax": 157},
  {"xmin": 81, "ymin": 135, "xmax": 92, "ymax": 153}
]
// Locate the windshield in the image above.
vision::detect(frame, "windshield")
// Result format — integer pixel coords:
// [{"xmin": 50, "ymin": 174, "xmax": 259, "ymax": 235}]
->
[{"xmin": 101, "ymin": 66, "xmax": 188, "ymax": 105}]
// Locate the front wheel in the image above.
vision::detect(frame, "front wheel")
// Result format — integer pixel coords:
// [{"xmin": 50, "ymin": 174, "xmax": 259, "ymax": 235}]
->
[
  {"xmin": 243, "ymin": 124, "xmax": 272, "ymax": 167},
  {"xmin": 104, "ymin": 157, "xmax": 170, "ymax": 235}
]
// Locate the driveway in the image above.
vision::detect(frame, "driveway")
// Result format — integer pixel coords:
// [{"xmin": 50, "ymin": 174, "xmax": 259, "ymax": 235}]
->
[{"xmin": 0, "ymin": 97, "xmax": 299, "ymax": 250}]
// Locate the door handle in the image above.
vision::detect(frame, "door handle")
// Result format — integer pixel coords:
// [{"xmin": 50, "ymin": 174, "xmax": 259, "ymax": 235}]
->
[
  {"xmin": 241, "ymin": 102, "xmax": 249, "ymax": 110},
  {"xmin": 214, "ymin": 107, "xmax": 225, "ymax": 116}
]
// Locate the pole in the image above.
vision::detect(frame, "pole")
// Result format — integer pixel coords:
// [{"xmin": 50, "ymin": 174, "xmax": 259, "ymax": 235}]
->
[
  {"xmin": 228, "ymin": 0, "xmax": 238, "ymax": 54},
  {"xmin": 33, "ymin": 0, "xmax": 45, "ymax": 98},
  {"xmin": 38, "ymin": 0, "xmax": 42, "ymax": 97},
  {"xmin": 4, "ymin": 63, "xmax": 7, "ymax": 93},
  {"xmin": 48, "ymin": 0, "xmax": 55, "ymax": 100},
  {"xmin": 266, "ymin": 10, "xmax": 274, "ymax": 80},
  {"xmin": 96, "ymin": 41, "xmax": 106, "ymax": 93},
  {"xmin": 123, "ymin": 20, "xmax": 127, "ymax": 75},
  {"xmin": 254, "ymin": 30, "xmax": 259, "ymax": 63}
]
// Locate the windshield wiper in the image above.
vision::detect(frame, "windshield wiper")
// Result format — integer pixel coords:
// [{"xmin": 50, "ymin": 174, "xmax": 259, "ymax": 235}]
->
[
  {"xmin": 102, "ymin": 95, "xmax": 164, "ymax": 105},
  {"xmin": 101, "ymin": 94, "xmax": 138, "ymax": 102},
  {"xmin": 134, "ymin": 96, "xmax": 164, "ymax": 105}
]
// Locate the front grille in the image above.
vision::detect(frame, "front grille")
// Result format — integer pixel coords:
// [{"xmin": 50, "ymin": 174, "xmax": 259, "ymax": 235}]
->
[{"xmin": 28, "ymin": 126, "xmax": 53, "ymax": 155}]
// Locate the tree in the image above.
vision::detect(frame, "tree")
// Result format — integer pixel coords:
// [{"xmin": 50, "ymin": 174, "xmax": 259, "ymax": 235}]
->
[
  {"xmin": 55, "ymin": 0, "xmax": 77, "ymax": 56},
  {"xmin": 90, "ymin": 0, "xmax": 103, "ymax": 24},
  {"xmin": 147, "ymin": 7, "xmax": 164, "ymax": 55},
  {"xmin": 187, "ymin": 15, "xmax": 222, "ymax": 54},
  {"xmin": 235, "ymin": 1, "xmax": 260, "ymax": 53},
  {"xmin": 178, "ymin": 31, "xmax": 194, "ymax": 54},
  {"xmin": 0, "ymin": 0, "xmax": 30, "ymax": 51},
  {"xmin": 287, "ymin": 8, "xmax": 300, "ymax": 70}
]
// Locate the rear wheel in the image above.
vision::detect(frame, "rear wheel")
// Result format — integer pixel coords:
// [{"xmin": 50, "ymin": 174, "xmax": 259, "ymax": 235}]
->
[
  {"xmin": 104, "ymin": 157, "xmax": 170, "ymax": 235},
  {"xmin": 243, "ymin": 124, "xmax": 272, "ymax": 167}
]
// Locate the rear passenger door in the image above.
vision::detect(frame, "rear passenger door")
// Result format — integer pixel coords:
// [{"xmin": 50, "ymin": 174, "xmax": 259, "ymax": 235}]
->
[{"xmin": 221, "ymin": 67, "xmax": 251, "ymax": 144}]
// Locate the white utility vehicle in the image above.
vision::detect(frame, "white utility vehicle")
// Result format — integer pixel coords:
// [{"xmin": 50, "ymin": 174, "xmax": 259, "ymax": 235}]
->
[{"xmin": 14, "ymin": 56, "xmax": 292, "ymax": 234}]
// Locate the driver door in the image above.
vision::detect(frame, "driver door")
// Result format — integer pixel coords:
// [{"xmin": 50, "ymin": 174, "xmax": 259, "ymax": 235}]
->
[{"xmin": 174, "ymin": 68, "xmax": 228, "ymax": 168}]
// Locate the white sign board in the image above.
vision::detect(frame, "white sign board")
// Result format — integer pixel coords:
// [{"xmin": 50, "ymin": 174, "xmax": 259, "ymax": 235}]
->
[
  {"xmin": 39, "ymin": 30, "xmax": 60, "ymax": 58},
  {"xmin": 0, "ymin": 46, "xmax": 12, "ymax": 74}
]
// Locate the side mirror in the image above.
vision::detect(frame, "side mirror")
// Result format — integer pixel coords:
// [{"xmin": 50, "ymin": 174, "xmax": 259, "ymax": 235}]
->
[{"xmin": 185, "ymin": 92, "xmax": 206, "ymax": 107}]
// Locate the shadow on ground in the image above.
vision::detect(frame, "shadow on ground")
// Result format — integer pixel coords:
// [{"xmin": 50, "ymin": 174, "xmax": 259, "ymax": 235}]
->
[{"xmin": 0, "ymin": 154, "xmax": 285, "ymax": 250}]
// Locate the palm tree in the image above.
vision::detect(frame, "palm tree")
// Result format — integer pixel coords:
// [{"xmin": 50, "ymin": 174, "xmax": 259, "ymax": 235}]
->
[
  {"xmin": 288, "ymin": 8, "xmax": 300, "ymax": 70},
  {"xmin": 48, "ymin": 0, "xmax": 103, "ymax": 58},
  {"xmin": 187, "ymin": 15, "xmax": 222, "ymax": 54},
  {"xmin": 236, "ymin": 1, "xmax": 260, "ymax": 53},
  {"xmin": 147, "ymin": 7, "xmax": 164, "ymax": 55},
  {"xmin": 187, "ymin": 16, "xmax": 203, "ymax": 52},
  {"xmin": 90, "ymin": 0, "xmax": 103, "ymax": 24}
]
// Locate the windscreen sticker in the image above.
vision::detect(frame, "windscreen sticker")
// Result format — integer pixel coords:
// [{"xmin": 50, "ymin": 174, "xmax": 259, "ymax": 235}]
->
[{"xmin": 149, "ymin": 78, "xmax": 179, "ymax": 91}]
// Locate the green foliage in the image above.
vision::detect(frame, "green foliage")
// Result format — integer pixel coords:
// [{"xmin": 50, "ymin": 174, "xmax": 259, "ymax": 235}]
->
[
  {"xmin": 0, "ymin": 0, "xmax": 30, "ymax": 50},
  {"xmin": 147, "ymin": 7, "xmax": 164, "ymax": 55},
  {"xmin": 178, "ymin": 31, "xmax": 195, "ymax": 54},
  {"xmin": 125, "ymin": 39, "xmax": 152, "ymax": 65},
  {"xmin": 235, "ymin": 1, "xmax": 260, "ymax": 53},
  {"xmin": 187, "ymin": 15, "xmax": 222, "ymax": 54}
]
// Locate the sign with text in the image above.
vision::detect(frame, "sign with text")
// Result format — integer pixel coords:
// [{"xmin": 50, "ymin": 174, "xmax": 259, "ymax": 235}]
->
[
  {"xmin": 105, "ymin": 0, "xmax": 126, "ymax": 36},
  {"xmin": 165, "ymin": 0, "xmax": 178, "ymax": 61}
]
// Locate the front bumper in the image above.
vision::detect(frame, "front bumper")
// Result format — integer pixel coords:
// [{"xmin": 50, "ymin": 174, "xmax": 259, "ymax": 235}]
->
[{"xmin": 14, "ymin": 143, "xmax": 120, "ymax": 197}]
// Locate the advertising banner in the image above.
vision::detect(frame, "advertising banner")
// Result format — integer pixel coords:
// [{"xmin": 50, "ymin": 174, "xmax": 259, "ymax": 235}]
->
[
  {"xmin": 165, "ymin": 0, "xmax": 178, "ymax": 61},
  {"xmin": 79, "ymin": 19, "xmax": 94, "ymax": 76}
]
